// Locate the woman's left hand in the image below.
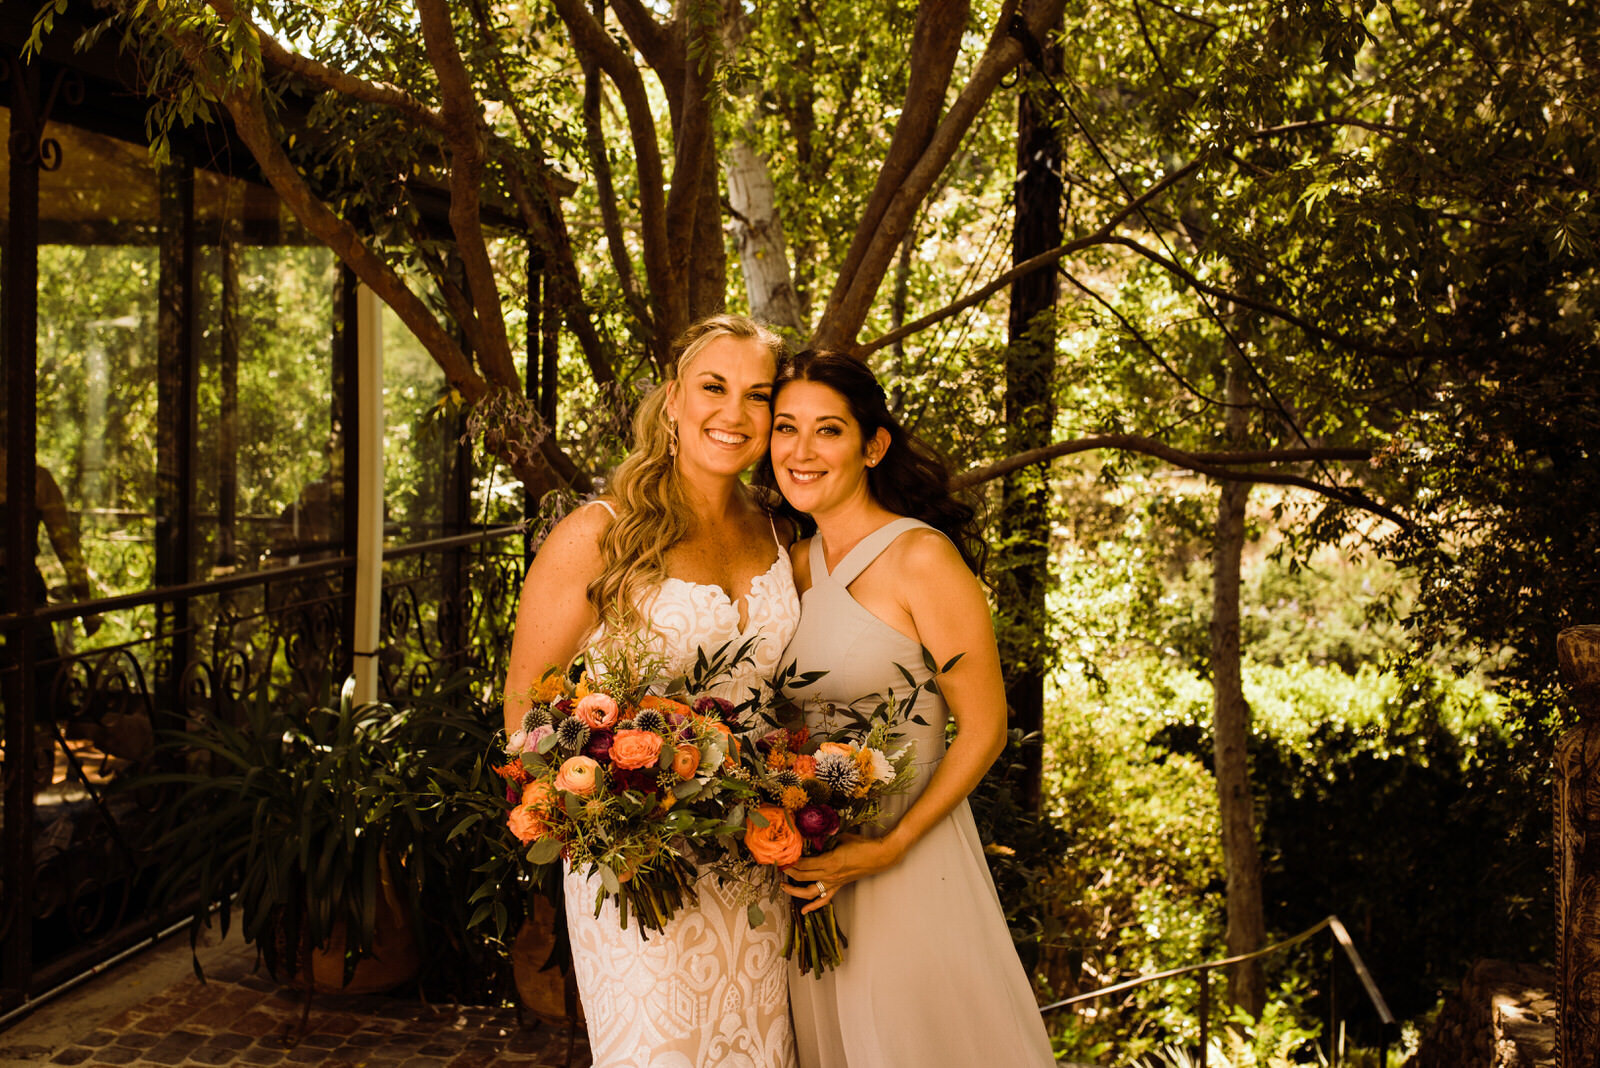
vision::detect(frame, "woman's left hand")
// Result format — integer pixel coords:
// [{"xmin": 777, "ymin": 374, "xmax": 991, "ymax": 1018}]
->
[{"xmin": 782, "ymin": 834, "xmax": 905, "ymax": 915}]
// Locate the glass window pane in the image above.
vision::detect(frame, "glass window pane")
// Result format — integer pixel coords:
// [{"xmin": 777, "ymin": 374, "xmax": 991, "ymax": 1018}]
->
[{"xmin": 35, "ymin": 120, "xmax": 160, "ymax": 630}]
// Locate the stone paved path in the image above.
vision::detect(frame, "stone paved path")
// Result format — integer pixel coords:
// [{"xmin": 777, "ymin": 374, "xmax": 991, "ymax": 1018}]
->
[{"xmin": 5, "ymin": 944, "xmax": 589, "ymax": 1068}]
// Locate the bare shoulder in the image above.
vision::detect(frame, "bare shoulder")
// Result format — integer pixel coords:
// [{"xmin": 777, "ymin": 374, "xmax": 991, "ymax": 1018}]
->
[
  {"xmin": 533, "ymin": 500, "xmax": 613, "ymax": 573},
  {"xmin": 892, "ymin": 526, "xmax": 971, "ymax": 585}
]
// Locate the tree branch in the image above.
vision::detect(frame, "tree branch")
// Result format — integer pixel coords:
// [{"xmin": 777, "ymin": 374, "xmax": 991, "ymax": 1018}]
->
[
  {"xmin": 820, "ymin": 0, "xmax": 970, "ymax": 322},
  {"xmin": 951, "ymin": 436, "xmax": 1406, "ymax": 526},
  {"xmin": 580, "ymin": 52, "xmax": 651, "ymax": 333},
  {"xmin": 1108, "ymin": 235, "xmax": 1427, "ymax": 360},
  {"xmin": 503, "ymin": 167, "xmax": 621, "ymax": 387},
  {"xmin": 816, "ymin": 0, "xmax": 1069, "ymax": 350},
  {"xmin": 663, "ymin": 10, "xmax": 718, "ymax": 330},
  {"xmin": 856, "ymin": 158, "xmax": 1200, "ymax": 356},
  {"xmin": 551, "ymin": 0, "xmax": 678, "ymax": 343},
  {"xmin": 205, "ymin": 0, "xmax": 447, "ymax": 132},
  {"xmin": 416, "ymin": 0, "xmax": 520, "ymax": 388},
  {"xmin": 610, "ymin": 0, "xmax": 675, "ymax": 76}
]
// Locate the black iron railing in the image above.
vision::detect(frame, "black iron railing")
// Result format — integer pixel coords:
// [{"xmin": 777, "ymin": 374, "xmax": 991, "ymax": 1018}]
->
[{"xmin": 0, "ymin": 525, "xmax": 524, "ymax": 1021}]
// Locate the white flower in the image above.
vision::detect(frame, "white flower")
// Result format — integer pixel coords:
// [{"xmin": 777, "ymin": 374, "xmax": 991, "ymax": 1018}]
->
[
  {"xmin": 507, "ymin": 729, "xmax": 528, "ymax": 754},
  {"xmin": 866, "ymin": 748, "xmax": 895, "ymax": 784}
]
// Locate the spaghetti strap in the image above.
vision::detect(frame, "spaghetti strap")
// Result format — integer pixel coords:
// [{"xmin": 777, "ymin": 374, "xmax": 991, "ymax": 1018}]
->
[
  {"xmin": 824, "ymin": 517, "xmax": 932, "ymax": 588},
  {"xmin": 586, "ymin": 498, "xmax": 618, "ymax": 519}
]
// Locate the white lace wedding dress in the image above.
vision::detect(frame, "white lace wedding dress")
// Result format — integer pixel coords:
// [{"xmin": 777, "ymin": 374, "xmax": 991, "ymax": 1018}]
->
[{"xmin": 563, "ymin": 508, "xmax": 801, "ymax": 1068}]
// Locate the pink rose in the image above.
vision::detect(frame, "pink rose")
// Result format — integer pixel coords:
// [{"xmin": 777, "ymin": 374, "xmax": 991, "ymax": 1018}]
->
[
  {"xmin": 575, "ymin": 693, "xmax": 620, "ymax": 729},
  {"xmin": 610, "ymin": 729, "xmax": 664, "ymax": 771},
  {"xmin": 554, "ymin": 755, "xmax": 600, "ymax": 796}
]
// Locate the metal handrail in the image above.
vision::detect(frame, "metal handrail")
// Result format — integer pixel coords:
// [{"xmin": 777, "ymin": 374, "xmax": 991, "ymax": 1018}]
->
[
  {"xmin": 0, "ymin": 524, "xmax": 523, "ymax": 628},
  {"xmin": 1039, "ymin": 914, "xmax": 1395, "ymax": 1067}
]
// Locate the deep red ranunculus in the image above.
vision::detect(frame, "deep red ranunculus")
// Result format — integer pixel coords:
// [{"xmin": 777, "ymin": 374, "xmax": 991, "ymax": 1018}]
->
[
  {"xmin": 612, "ymin": 764, "xmax": 660, "ymax": 794},
  {"xmin": 582, "ymin": 728, "xmax": 616, "ymax": 763},
  {"xmin": 794, "ymin": 803, "xmax": 840, "ymax": 843},
  {"xmin": 695, "ymin": 696, "xmax": 737, "ymax": 724}
]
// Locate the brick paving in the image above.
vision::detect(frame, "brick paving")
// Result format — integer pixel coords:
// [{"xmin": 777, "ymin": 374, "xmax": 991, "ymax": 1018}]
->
[{"xmin": 21, "ymin": 950, "xmax": 589, "ymax": 1068}]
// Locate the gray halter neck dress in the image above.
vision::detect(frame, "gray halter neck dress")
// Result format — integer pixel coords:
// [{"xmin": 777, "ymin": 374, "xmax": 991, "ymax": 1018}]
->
[{"xmin": 782, "ymin": 517, "xmax": 1055, "ymax": 1067}]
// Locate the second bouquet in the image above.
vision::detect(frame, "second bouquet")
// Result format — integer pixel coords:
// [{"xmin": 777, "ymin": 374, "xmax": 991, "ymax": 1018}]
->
[{"xmin": 736, "ymin": 711, "xmax": 917, "ymax": 976}]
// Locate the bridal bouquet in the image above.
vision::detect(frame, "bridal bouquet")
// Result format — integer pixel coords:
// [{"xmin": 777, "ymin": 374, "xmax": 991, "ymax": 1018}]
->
[
  {"xmin": 734, "ymin": 700, "xmax": 917, "ymax": 976},
  {"xmin": 493, "ymin": 640, "xmax": 758, "ymax": 934}
]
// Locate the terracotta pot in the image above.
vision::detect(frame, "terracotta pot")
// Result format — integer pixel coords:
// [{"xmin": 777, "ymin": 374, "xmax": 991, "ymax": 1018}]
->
[
  {"xmin": 292, "ymin": 859, "xmax": 421, "ymax": 995},
  {"xmin": 512, "ymin": 897, "xmax": 584, "ymax": 1024}
]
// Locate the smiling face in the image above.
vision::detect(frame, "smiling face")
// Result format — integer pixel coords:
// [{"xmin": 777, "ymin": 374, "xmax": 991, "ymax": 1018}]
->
[
  {"xmin": 769, "ymin": 379, "xmax": 890, "ymax": 516},
  {"xmin": 665, "ymin": 335, "xmax": 777, "ymax": 479}
]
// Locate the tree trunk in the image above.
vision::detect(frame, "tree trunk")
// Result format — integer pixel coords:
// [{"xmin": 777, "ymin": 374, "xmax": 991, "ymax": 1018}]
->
[
  {"xmin": 997, "ymin": 20, "xmax": 1062, "ymax": 813},
  {"xmin": 1211, "ymin": 358, "xmax": 1266, "ymax": 1017},
  {"xmin": 727, "ymin": 137, "xmax": 805, "ymax": 334}
]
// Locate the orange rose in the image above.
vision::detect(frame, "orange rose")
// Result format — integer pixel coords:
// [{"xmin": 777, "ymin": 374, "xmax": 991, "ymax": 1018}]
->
[
  {"xmin": 817, "ymin": 742, "xmax": 854, "ymax": 757},
  {"xmin": 509, "ymin": 781, "xmax": 554, "ymax": 843},
  {"xmin": 611, "ymin": 729, "xmax": 664, "ymax": 770},
  {"xmin": 554, "ymin": 755, "xmax": 600, "ymax": 796},
  {"xmin": 744, "ymin": 804, "xmax": 803, "ymax": 868},
  {"xmin": 672, "ymin": 743, "xmax": 701, "ymax": 780},
  {"xmin": 793, "ymin": 754, "xmax": 818, "ymax": 778}
]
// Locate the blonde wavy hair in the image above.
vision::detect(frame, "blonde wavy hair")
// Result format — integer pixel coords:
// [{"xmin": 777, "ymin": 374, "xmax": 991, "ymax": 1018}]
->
[{"xmin": 588, "ymin": 313, "xmax": 787, "ymax": 636}]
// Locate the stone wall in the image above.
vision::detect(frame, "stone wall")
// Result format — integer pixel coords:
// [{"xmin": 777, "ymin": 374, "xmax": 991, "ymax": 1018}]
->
[{"xmin": 1412, "ymin": 960, "xmax": 1556, "ymax": 1068}]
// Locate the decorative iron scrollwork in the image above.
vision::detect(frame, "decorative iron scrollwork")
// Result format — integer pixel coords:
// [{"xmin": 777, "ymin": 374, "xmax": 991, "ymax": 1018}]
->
[{"xmin": 2, "ymin": 53, "xmax": 84, "ymax": 172}]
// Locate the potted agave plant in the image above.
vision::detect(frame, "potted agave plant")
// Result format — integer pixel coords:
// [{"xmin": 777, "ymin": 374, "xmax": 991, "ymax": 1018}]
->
[{"xmin": 150, "ymin": 666, "xmax": 495, "ymax": 1003}]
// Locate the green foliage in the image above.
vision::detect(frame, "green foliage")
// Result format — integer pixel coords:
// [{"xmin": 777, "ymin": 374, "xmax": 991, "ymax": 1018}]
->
[{"xmin": 144, "ymin": 663, "xmax": 501, "ymax": 995}]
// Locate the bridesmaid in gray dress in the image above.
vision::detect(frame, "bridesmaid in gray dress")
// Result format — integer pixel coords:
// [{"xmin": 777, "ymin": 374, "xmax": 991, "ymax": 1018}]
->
[{"xmin": 759, "ymin": 350, "xmax": 1055, "ymax": 1067}]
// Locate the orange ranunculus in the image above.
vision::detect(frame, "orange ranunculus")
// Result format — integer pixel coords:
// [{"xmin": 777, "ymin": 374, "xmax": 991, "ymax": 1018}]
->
[
  {"xmin": 641, "ymin": 695, "xmax": 694, "ymax": 719},
  {"xmin": 793, "ymin": 754, "xmax": 818, "ymax": 779},
  {"xmin": 817, "ymin": 741, "xmax": 854, "ymax": 757},
  {"xmin": 554, "ymin": 755, "xmax": 600, "ymax": 796},
  {"xmin": 575, "ymin": 692, "xmax": 620, "ymax": 729},
  {"xmin": 744, "ymin": 805, "xmax": 803, "ymax": 867},
  {"xmin": 672, "ymin": 743, "xmax": 701, "ymax": 780},
  {"xmin": 509, "ymin": 781, "xmax": 555, "ymax": 842},
  {"xmin": 610, "ymin": 729, "xmax": 664, "ymax": 770}
]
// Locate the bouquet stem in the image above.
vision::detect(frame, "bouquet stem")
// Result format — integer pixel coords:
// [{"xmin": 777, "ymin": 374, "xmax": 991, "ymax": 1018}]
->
[
  {"xmin": 788, "ymin": 898, "xmax": 846, "ymax": 977},
  {"xmin": 615, "ymin": 853, "xmax": 699, "ymax": 936}
]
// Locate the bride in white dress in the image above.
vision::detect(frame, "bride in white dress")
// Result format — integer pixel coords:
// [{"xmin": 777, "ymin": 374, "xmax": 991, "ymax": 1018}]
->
[{"xmin": 503, "ymin": 314, "xmax": 799, "ymax": 1068}]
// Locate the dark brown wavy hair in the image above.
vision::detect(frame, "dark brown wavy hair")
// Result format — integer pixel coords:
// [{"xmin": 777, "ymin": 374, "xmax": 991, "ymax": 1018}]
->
[{"xmin": 756, "ymin": 349, "xmax": 985, "ymax": 577}]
